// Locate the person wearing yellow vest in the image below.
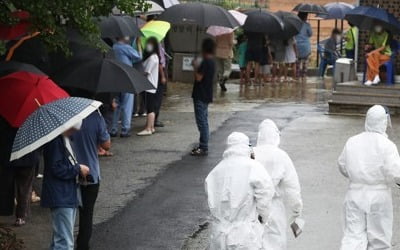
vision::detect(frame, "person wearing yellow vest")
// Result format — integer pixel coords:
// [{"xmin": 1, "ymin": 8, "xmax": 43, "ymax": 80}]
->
[
  {"xmin": 364, "ymin": 24, "xmax": 392, "ymax": 86},
  {"xmin": 345, "ymin": 22, "xmax": 358, "ymax": 60}
]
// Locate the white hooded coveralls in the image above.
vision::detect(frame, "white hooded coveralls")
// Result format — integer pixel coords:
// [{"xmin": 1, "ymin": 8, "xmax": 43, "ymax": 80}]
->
[
  {"xmin": 338, "ymin": 105, "xmax": 400, "ymax": 250},
  {"xmin": 253, "ymin": 119, "xmax": 303, "ymax": 250},
  {"xmin": 205, "ymin": 132, "xmax": 275, "ymax": 250}
]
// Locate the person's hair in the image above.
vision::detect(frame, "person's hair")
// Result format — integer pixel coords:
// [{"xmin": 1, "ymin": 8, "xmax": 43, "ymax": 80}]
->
[
  {"xmin": 331, "ymin": 28, "xmax": 341, "ymax": 36},
  {"xmin": 143, "ymin": 36, "xmax": 160, "ymax": 60},
  {"xmin": 348, "ymin": 22, "xmax": 354, "ymax": 27},
  {"xmin": 201, "ymin": 38, "xmax": 216, "ymax": 55},
  {"xmin": 298, "ymin": 12, "xmax": 308, "ymax": 21}
]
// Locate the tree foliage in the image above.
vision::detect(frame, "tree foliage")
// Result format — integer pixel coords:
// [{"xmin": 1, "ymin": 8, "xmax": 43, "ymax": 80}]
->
[{"xmin": 0, "ymin": 0, "xmax": 149, "ymax": 55}]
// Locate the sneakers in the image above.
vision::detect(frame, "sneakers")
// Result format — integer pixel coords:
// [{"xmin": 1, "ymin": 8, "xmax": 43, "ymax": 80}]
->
[
  {"xmin": 364, "ymin": 80, "xmax": 373, "ymax": 86},
  {"xmin": 31, "ymin": 191, "xmax": 41, "ymax": 203},
  {"xmin": 110, "ymin": 132, "xmax": 118, "ymax": 138},
  {"xmin": 137, "ymin": 130, "xmax": 153, "ymax": 136},
  {"xmin": 191, "ymin": 147, "xmax": 208, "ymax": 156},
  {"xmin": 372, "ymin": 75, "xmax": 381, "ymax": 85},
  {"xmin": 15, "ymin": 218, "xmax": 26, "ymax": 227},
  {"xmin": 219, "ymin": 83, "xmax": 227, "ymax": 92}
]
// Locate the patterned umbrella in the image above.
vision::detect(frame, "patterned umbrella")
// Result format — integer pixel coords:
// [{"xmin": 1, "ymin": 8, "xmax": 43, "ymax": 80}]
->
[{"xmin": 10, "ymin": 97, "xmax": 102, "ymax": 161}]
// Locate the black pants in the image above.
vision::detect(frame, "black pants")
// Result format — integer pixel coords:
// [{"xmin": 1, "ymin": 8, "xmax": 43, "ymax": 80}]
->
[
  {"xmin": 77, "ymin": 184, "xmax": 99, "ymax": 250},
  {"xmin": 155, "ymin": 83, "xmax": 166, "ymax": 121},
  {"xmin": 15, "ymin": 166, "xmax": 35, "ymax": 218}
]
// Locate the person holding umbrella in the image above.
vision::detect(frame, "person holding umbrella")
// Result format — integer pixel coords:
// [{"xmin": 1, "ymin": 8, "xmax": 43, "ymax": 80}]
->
[
  {"xmin": 364, "ymin": 23, "xmax": 392, "ymax": 86},
  {"xmin": 295, "ymin": 12, "xmax": 313, "ymax": 79},
  {"xmin": 41, "ymin": 121, "xmax": 90, "ymax": 250},
  {"xmin": 110, "ymin": 36, "xmax": 141, "ymax": 137},
  {"xmin": 137, "ymin": 37, "xmax": 160, "ymax": 136},
  {"xmin": 215, "ymin": 32, "xmax": 234, "ymax": 92}
]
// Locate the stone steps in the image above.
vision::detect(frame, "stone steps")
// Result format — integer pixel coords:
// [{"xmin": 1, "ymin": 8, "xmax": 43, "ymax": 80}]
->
[{"xmin": 328, "ymin": 82, "xmax": 400, "ymax": 115}]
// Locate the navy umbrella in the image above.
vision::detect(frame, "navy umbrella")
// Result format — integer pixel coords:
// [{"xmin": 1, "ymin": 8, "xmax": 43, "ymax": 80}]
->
[
  {"xmin": 10, "ymin": 97, "xmax": 102, "ymax": 161},
  {"xmin": 243, "ymin": 9, "xmax": 284, "ymax": 34},
  {"xmin": 293, "ymin": 3, "xmax": 328, "ymax": 15},
  {"xmin": 317, "ymin": 2, "xmax": 354, "ymax": 20},
  {"xmin": 345, "ymin": 6, "xmax": 400, "ymax": 34}
]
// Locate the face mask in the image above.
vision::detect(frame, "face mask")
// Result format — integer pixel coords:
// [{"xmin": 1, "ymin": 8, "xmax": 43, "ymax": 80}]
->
[
  {"xmin": 374, "ymin": 25, "xmax": 383, "ymax": 33},
  {"xmin": 146, "ymin": 44, "xmax": 154, "ymax": 53}
]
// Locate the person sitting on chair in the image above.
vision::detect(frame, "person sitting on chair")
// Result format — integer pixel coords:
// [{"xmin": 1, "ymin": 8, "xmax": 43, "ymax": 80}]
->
[
  {"xmin": 319, "ymin": 28, "xmax": 342, "ymax": 77},
  {"xmin": 364, "ymin": 23, "xmax": 392, "ymax": 86}
]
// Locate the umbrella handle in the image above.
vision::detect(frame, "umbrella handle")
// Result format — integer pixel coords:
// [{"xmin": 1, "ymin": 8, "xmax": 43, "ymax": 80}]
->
[
  {"xmin": 34, "ymin": 98, "xmax": 42, "ymax": 107},
  {"xmin": 6, "ymin": 31, "xmax": 40, "ymax": 61}
]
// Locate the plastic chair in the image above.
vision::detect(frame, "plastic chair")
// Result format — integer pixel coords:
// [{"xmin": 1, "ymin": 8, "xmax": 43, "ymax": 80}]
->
[
  {"xmin": 363, "ymin": 40, "xmax": 399, "ymax": 85},
  {"xmin": 318, "ymin": 44, "xmax": 338, "ymax": 77}
]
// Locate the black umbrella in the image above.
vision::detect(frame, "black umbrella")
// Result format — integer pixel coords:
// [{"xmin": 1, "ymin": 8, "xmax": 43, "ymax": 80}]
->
[
  {"xmin": 49, "ymin": 29, "xmax": 114, "ymax": 75},
  {"xmin": 52, "ymin": 57, "xmax": 154, "ymax": 94},
  {"xmin": 243, "ymin": 9, "xmax": 284, "ymax": 34},
  {"xmin": 157, "ymin": 2, "xmax": 239, "ymax": 28},
  {"xmin": 275, "ymin": 11, "xmax": 303, "ymax": 39},
  {"xmin": 0, "ymin": 61, "xmax": 45, "ymax": 78},
  {"xmin": 99, "ymin": 15, "xmax": 143, "ymax": 39},
  {"xmin": 293, "ymin": 3, "xmax": 328, "ymax": 15},
  {"xmin": 2, "ymin": 37, "xmax": 52, "ymax": 74}
]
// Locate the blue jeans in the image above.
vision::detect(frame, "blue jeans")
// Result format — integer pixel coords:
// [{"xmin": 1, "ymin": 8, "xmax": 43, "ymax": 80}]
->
[
  {"xmin": 50, "ymin": 208, "xmax": 77, "ymax": 250},
  {"xmin": 193, "ymin": 99, "xmax": 209, "ymax": 151},
  {"xmin": 111, "ymin": 93, "xmax": 134, "ymax": 135}
]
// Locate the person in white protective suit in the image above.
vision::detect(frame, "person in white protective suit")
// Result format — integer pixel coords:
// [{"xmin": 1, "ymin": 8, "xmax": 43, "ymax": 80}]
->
[
  {"xmin": 253, "ymin": 119, "xmax": 303, "ymax": 250},
  {"xmin": 338, "ymin": 105, "xmax": 400, "ymax": 250},
  {"xmin": 205, "ymin": 132, "xmax": 275, "ymax": 250}
]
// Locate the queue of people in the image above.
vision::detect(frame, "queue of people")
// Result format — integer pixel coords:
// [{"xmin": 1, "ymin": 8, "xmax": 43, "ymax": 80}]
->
[{"xmin": 235, "ymin": 12, "xmax": 313, "ymax": 85}]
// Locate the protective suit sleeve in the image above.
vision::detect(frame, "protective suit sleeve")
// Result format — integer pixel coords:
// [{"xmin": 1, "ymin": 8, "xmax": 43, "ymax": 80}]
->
[
  {"xmin": 281, "ymin": 153, "xmax": 303, "ymax": 218},
  {"xmin": 249, "ymin": 163, "xmax": 275, "ymax": 223},
  {"xmin": 338, "ymin": 145, "xmax": 349, "ymax": 178},
  {"xmin": 383, "ymin": 142, "xmax": 400, "ymax": 183}
]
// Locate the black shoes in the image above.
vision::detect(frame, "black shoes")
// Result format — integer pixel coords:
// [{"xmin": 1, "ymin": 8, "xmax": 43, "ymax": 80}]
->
[
  {"xmin": 191, "ymin": 147, "xmax": 208, "ymax": 156},
  {"xmin": 154, "ymin": 120, "xmax": 165, "ymax": 127}
]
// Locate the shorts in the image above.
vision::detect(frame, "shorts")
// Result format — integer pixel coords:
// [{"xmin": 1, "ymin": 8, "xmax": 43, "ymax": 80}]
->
[
  {"xmin": 145, "ymin": 92, "xmax": 157, "ymax": 113},
  {"xmin": 261, "ymin": 65, "xmax": 272, "ymax": 74},
  {"xmin": 246, "ymin": 48, "xmax": 262, "ymax": 63}
]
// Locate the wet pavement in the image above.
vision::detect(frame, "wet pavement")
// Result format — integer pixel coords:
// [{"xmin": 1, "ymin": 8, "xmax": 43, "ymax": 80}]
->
[{"xmin": 2, "ymin": 77, "xmax": 367, "ymax": 250}]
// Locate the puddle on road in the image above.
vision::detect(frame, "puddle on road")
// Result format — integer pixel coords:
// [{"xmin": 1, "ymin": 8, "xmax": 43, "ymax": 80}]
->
[{"xmin": 163, "ymin": 77, "xmax": 333, "ymax": 112}]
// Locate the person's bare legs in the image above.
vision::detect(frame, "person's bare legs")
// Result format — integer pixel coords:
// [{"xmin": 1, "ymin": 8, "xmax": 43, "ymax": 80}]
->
[
  {"xmin": 282, "ymin": 63, "xmax": 288, "ymax": 82},
  {"xmin": 146, "ymin": 112, "xmax": 155, "ymax": 132},
  {"xmin": 291, "ymin": 63, "xmax": 297, "ymax": 82},
  {"xmin": 246, "ymin": 61, "xmax": 253, "ymax": 85},
  {"xmin": 254, "ymin": 63, "xmax": 260, "ymax": 84}
]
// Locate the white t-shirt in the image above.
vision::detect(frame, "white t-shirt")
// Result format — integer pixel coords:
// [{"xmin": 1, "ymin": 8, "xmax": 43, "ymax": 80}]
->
[{"xmin": 143, "ymin": 54, "xmax": 159, "ymax": 94}]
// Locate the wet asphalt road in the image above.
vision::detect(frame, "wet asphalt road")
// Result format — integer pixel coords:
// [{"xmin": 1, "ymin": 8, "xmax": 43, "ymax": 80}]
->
[{"xmin": 91, "ymin": 103, "xmax": 322, "ymax": 250}]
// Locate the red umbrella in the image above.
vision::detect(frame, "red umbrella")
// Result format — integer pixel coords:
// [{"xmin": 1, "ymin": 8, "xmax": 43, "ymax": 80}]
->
[
  {"xmin": 0, "ymin": 10, "xmax": 31, "ymax": 40},
  {"xmin": 0, "ymin": 71, "xmax": 69, "ymax": 127}
]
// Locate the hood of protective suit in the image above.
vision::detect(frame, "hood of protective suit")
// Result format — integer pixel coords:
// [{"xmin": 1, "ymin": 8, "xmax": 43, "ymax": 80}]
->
[
  {"xmin": 365, "ymin": 105, "xmax": 387, "ymax": 135},
  {"xmin": 223, "ymin": 132, "xmax": 251, "ymax": 158},
  {"xmin": 257, "ymin": 119, "xmax": 281, "ymax": 147}
]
